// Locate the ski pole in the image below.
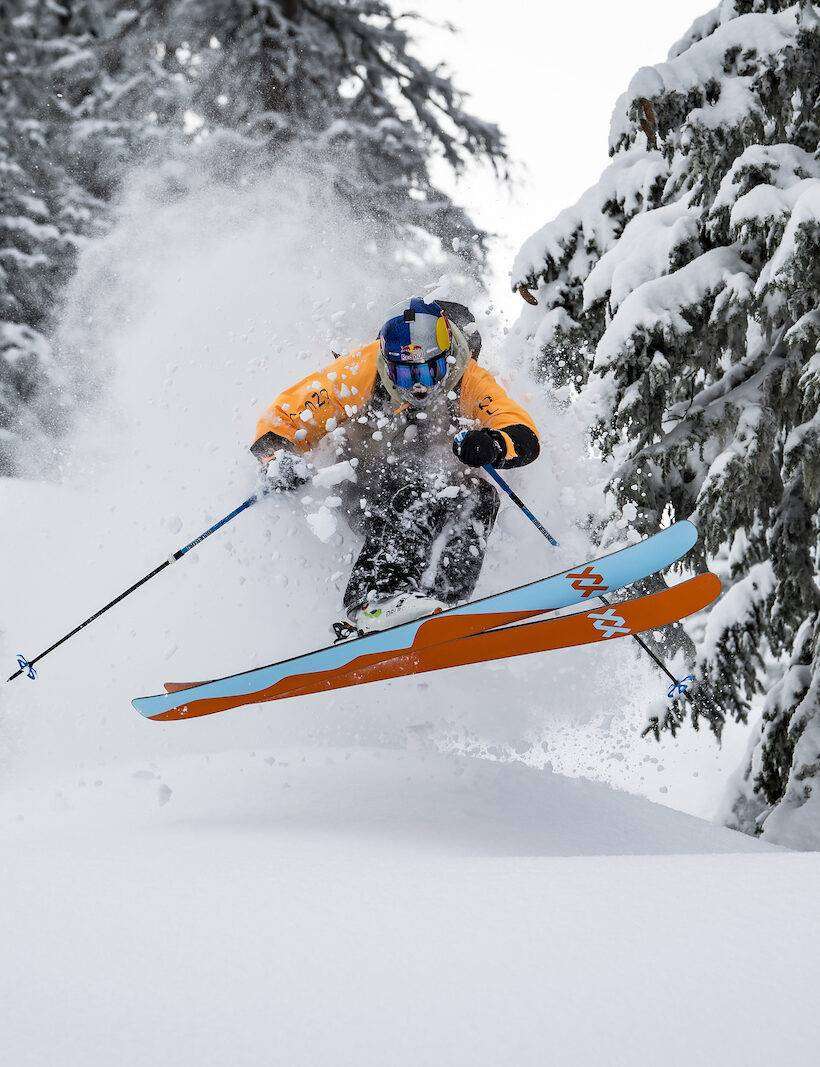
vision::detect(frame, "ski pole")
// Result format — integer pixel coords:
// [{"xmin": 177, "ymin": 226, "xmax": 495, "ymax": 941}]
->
[
  {"xmin": 8, "ymin": 492, "xmax": 261, "ymax": 682},
  {"xmin": 484, "ymin": 465, "xmax": 695, "ymax": 699},
  {"xmin": 482, "ymin": 463, "xmax": 559, "ymax": 546}
]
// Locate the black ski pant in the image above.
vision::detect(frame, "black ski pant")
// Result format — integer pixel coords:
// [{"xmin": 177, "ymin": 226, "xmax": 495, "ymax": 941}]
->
[{"xmin": 343, "ymin": 474, "xmax": 499, "ymax": 613}]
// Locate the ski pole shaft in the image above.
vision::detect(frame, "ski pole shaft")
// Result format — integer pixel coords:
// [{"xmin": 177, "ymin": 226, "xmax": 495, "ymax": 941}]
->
[
  {"xmin": 8, "ymin": 493, "xmax": 260, "ymax": 682},
  {"xmin": 597, "ymin": 593, "xmax": 680, "ymax": 684},
  {"xmin": 482, "ymin": 464, "xmax": 559, "ymax": 546},
  {"xmin": 485, "ymin": 466, "xmax": 691, "ymax": 694}
]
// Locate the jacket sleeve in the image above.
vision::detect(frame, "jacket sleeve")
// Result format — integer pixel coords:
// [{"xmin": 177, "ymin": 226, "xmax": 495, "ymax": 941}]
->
[
  {"xmin": 458, "ymin": 362, "xmax": 540, "ymax": 469},
  {"xmin": 251, "ymin": 343, "xmax": 379, "ymax": 462}
]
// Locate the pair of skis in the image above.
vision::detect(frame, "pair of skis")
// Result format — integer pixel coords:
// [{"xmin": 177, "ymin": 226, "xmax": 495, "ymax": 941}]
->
[{"xmin": 132, "ymin": 520, "xmax": 719, "ymax": 722}]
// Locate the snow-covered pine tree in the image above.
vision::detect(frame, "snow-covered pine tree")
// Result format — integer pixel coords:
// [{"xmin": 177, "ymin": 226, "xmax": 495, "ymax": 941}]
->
[
  {"xmin": 0, "ymin": 1, "xmax": 190, "ymax": 470},
  {"xmin": 164, "ymin": 0, "xmax": 506, "ymax": 259},
  {"xmin": 1, "ymin": 1, "xmax": 504, "ymax": 467},
  {"xmin": 0, "ymin": 3, "xmax": 99, "ymax": 471},
  {"xmin": 513, "ymin": 2, "xmax": 820, "ymax": 845}
]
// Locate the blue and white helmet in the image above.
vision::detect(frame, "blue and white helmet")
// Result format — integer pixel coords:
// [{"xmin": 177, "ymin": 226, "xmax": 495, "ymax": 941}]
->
[{"xmin": 378, "ymin": 297, "xmax": 454, "ymax": 406}]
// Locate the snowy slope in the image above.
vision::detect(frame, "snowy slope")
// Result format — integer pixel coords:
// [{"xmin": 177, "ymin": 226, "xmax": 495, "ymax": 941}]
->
[{"xmin": 5, "ymin": 746, "xmax": 817, "ymax": 1067}]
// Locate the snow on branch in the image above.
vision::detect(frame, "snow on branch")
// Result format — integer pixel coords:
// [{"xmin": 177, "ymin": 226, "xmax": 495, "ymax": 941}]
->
[
  {"xmin": 512, "ymin": 149, "xmax": 669, "ymax": 292},
  {"xmin": 583, "ymin": 196, "xmax": 702, "ymax": 313},
  {"xmin": 609, "ymin": 6, "xmax": 802, "ymax": 150},
  {"xmin": 592, "ymin": 247, "xmax": 753, "ymax": 379}
]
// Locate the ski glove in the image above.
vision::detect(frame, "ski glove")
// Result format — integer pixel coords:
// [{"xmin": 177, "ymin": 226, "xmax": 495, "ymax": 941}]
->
[
  {"xmin": 453, "ymin": 428, "xmax": 506, "ymax": 468},
  {"xmin": 263, "ymin": 449, "xmax": 312, "ymax": 493}
]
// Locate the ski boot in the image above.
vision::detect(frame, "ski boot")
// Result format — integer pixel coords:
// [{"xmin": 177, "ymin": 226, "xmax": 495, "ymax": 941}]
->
[{"xmin": 333, "ymin": 591, "xmax": 446, "ymax": 640}]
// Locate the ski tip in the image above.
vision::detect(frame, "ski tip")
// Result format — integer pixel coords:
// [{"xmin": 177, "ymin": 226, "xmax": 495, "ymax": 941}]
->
[
  {"xmin": 702, "ymin": 570, "xmax": 721, "ymax": 598},
  {"xmin": 674, "ymin": 518, "xmax": 699, "ymax": 545},
  {"xmin": 681, "ymin": 570, "xmax": 721, "ymax": 612}
]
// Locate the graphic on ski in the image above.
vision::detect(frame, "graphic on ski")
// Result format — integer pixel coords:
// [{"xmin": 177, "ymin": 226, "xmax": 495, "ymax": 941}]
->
[{"xmin": 143, "ymin": 521, "xmax": 696, "ymax": 709}]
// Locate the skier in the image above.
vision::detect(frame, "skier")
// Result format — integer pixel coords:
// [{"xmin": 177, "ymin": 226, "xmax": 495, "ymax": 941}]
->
[{"xmin": 251, "ymin": 298, "xmax": 540, "ymax": 633}]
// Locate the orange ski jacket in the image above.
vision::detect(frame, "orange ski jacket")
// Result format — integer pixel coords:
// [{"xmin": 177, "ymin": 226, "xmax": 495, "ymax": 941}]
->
[{"xmin": 251, "ymin": 340, "xmax": 540, "ymax": 469}]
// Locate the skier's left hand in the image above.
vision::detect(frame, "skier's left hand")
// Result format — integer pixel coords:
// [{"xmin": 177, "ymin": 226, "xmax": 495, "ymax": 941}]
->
[
  {"xmin": 453, "ymin": 428, "xmax": 505, "ymax": 468},
  {"xmin": 263, "ymin": 448, "xmax": 313, "ymax": 492}
]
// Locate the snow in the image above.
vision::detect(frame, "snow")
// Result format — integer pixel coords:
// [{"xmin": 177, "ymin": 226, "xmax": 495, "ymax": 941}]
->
[
  {"xmin": 590, "ymin": 247, "xmax": 752, "ymax": 381},
  {"xmin": 695, "ymin": 397, "xmax": 764, "ymax": 502},
  {"xmin": 306, "ymin": 504, "xmax": 338, "ymax": 543},
  {"xmin": 712, "ymin": 144, "xmax": 820, "ymax": 215},
  {"xmin": 532, "ymin": 306, "xmax": 578, "ymax": 350},
  {"xmin": 684, "ymin": 74, "xmax": 764, "ymax": 134},
  {"xmin": 609, "ymin": 7, "xmax": 802, "ymax": 147},
  {"xmin": 698, "ymin": 561, "xmax": 776, "ymax": 664},
  {"xmin": 583, "ymin": 196, "xmax": 701, "ymax": 311},
  {"xmin": 3, "ymin": 160, "xmax": 817, "ymax": 1064},
  {"xmin": 6, "ymin": 746, "xmax": 820, "ymax": 1067},
  {"xmin": 730, "ymin": 176, "xmax": 819, "ymax": 231},
  {"xmin": 0, "ymin": 320, "xmax": 54, "ymax": 363},
  {"xmin": 0, "ymin": 214, "xmax": 61, "ymax": 241},
  {"xmin": 667, "ymin": 4, "xmax": 723, "ymax": 60},
  {"xmin": 756, "ymin": 180, "xmax": 820, "ymax": 293},
  {"xmin": 311, "ymin": 459, "xmax": 358, "ymax": 488},
  {"xmin": 511, "ymin": 148, "xmax": 669, "ymax": 289},
  {"xmin": 764, "ymin": 685, "xmax": 820, "ymax": 849}
]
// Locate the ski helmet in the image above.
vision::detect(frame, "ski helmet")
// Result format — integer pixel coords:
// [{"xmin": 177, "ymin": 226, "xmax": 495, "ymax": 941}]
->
[{"xmin": 377, "ymin": 297, "xmax": 454, "ymax": 408}]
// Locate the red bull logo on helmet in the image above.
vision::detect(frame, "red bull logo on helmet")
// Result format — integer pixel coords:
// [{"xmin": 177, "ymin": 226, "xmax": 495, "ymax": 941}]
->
[{"xmin": 397, "ymin": 341, "xmax": 427, "ymax": 363}]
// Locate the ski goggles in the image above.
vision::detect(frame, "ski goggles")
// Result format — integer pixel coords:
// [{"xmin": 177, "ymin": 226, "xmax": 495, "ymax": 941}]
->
[{"xmin": 385, "ymin": 353, "xmax": 449, "ymax": 391}]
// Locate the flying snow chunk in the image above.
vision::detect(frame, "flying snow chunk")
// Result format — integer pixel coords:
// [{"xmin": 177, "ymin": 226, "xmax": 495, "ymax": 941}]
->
[
  {"xmin": 312, "ymin": 460, "xmax": 358, "ymax": 488},
  {"xmin": 306, "ymin": 506, "xmax": 338, "ymax": 543}
]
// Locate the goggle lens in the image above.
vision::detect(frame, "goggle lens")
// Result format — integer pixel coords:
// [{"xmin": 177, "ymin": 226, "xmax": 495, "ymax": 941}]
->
[{"xmin": 386, "ymin": 355, "xmax": 448, "ymax": 390}]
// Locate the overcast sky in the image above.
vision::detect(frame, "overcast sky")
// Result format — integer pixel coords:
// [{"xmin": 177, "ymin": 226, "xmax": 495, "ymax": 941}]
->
[{"xmin": 410, "ymin": 0, "xmax": 708, "ymax": 310}]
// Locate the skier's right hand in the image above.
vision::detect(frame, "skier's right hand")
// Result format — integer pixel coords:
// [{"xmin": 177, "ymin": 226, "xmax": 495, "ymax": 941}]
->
[
  {"xmin": 453, "ymin": 428, "xmax": 505, "ymax": 468},
  {"xmin": 262, "ymin": 449, "xmax": 312, "ymax": 493}
]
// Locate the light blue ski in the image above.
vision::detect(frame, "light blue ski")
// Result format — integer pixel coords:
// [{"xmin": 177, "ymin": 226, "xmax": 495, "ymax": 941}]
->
[{"xmin": 133, "ymin": 521, "xmax": 697, "ymax": 720}]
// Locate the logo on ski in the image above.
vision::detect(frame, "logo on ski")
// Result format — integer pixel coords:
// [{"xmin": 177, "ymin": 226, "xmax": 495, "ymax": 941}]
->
[
  {"xmin": 587, "ymin": 608, "xmax": 631, "ymax": 639},
  {"xmin": 566, "ymin": 566, "xmax": 608, "ymax": 598}
]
